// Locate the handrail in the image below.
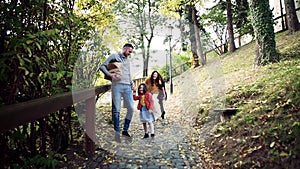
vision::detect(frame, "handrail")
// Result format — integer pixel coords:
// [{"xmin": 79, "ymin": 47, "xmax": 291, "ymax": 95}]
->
[
  {"xmin": 0, "ymin": 80, "xmax": 144, "ymax": 156},
  {"xmin": 0, "ymin": 84, "xmax": 111, "ymax": 133},
  {"xmin": 0, "ymin": 78, "xmax": 146, "ymax": 134},
  {"xmin": 172, "ymin": 61, "xmax": 190, "ymax": 77},
  {"xmin": 133, "ymin": 77, "xmax": 146, "ymax": 88}
]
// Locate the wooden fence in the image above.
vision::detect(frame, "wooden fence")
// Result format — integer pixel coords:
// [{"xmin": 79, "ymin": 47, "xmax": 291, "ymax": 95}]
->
[
  {"xmin": 0, "ymin": 77, "xmax": 147, "ymax": 158},
  {"xmin": 0, "ymin": 84, "xmax": 111, "ymax": 156}
]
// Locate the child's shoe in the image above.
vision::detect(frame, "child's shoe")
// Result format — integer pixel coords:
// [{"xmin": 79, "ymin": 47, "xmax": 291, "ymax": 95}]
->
[
  {"xmin": 161, "ymin": 111, "xmax": 165, "ymax": 119},
  {"xmin": 143, "ymin": 133, "xmax": 149, "ymax": 138}
]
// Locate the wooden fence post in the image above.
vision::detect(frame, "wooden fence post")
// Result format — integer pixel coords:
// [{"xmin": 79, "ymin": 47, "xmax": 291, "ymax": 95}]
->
[{"xmin": 85, "ymin": 97, "xmax": 96, "ymax": 156}]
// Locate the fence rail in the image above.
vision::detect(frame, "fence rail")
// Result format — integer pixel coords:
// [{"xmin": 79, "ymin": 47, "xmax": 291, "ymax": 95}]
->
[
  {"xmin": 0, "ymin": 84, "xmax": 111, "ymax": 155},
  {"xmin": 0, "ymin": 78, "xmax": 146, "ymax": 157},
  {"xmin": 0, "ymin": 85, "xmax": 111, "ymax": 133}
]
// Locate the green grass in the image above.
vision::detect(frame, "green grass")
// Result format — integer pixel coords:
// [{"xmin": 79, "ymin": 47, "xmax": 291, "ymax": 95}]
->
[{"xmin": 192, "ymin": 31, "xmax": 300, "ymax": 168}]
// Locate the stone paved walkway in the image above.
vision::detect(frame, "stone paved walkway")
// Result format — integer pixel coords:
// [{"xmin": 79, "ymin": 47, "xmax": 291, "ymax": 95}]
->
[
  {"xmin": 89, "ymin": 114, "xmax": 204, "ymax": 168},
  {"xmin": 93, "ymin": 135, "xmax": 203, "ymax": 168},
  {"xmin": 88, "ymin": 71, "xmax": 212, "ymax": 168}
]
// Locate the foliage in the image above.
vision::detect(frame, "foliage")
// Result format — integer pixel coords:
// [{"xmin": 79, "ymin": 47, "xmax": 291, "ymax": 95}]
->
[
  {"xmin": 200, "ymin": 1, "xmax": 228, "ymax": 55},
  {"xmin": 173, "ymin": 52, "xmax": 191, "ymax": 66},
  {"xmin": 152, "ymin": 52, "xmax": 191, "ymax": 81},
  {"xmin": 75, "ymin": 0, "xmax": 115, "ymax": 29},
  {"xmin": 232, "ymin": 0, "xmax": 253, "ymax": 36},
  {"xmin": 194, "ymin": 30, "xmax": 300, "ymax": 168},
  {"xmin": 159, "ymin": 0, "xmax": 183, "ymax": 17},
  {"xmin": 0, "ymin": 0, "xmax": 116, "ymax": 167},
  {"xmin": 22, "ymin": 154, "xmax": 60, "ymax": 169},
  {"xmin": 249, "ymin": 0, "xmax": 280, "ymax": 66},
  {"xmin": 112, "ymin": 0, "xmax": 167, "ymax": 76}
]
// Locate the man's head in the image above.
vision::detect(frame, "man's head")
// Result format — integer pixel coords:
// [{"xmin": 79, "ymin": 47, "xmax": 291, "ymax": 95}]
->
[{"xmin": 122, "ymin": 43, "xmax": 134, "ymax": 57}]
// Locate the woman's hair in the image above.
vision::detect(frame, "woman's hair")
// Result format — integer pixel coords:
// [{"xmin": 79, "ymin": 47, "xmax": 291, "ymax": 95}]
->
[
  {"xmin": 138, "ymin": 83, "xmax": 148, "ymax": 95},
  {"xmin": 150, "ymin": 71, "xmax": 165, "ymax": 89}
]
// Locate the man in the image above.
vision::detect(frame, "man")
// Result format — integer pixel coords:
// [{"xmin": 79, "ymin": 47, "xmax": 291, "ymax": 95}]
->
[{"xmin": 100, "ymin": 43, "xmax": 135, "ymax": 141}]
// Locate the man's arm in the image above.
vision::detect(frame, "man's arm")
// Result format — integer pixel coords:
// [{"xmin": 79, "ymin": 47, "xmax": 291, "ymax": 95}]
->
[{"xmin": 100, "ymin": 55, "xmax": 117, "ymax": 77}]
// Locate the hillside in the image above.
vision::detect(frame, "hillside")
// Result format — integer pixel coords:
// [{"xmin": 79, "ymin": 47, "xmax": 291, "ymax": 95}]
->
[
  {"xmin": 56, "ymin": 31, "xmax": 299, "ymax": 168},
  {"xmin": 172, "ymin": 31, "xmax": 300, "ymax": 168}
]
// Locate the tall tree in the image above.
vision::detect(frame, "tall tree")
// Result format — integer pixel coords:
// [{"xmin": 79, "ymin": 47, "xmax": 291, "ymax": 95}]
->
[
  {"xmin": 0, "ymin": 0, "xmax": 115, "ymax": 166},
  {"xmin": 249, "ymin": 0, "xmax": 280, "ymax": 67},
  {"xmin": 113, "ymin": 0, "xmax": 166, "ymax": 77},
  {"xmin": 226, "ymin": 0, "xmax": 236, "ymax": 52},
  {"xmin": 191, "ymin": 3, "xmax": 206, "ymax": 66},
  {"xmin": 160, "ymin": 0, "xmax": 207, "ymax": 67},
  {"xmin": 200, "ymin": 1, "xmax": 228, "ymax": 55},
  {"xmin": 284, "ymin": 0, "xmax": 300, "ymax": 34},
  {"xmin": 233, "ymin": 0, "xmax": 253, "ymax": 46}
]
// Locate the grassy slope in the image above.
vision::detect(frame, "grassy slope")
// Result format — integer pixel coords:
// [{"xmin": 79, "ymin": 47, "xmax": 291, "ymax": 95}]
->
[{"xmin": 185, "ymin": 31, "xmax": 300, "ymax": 168}]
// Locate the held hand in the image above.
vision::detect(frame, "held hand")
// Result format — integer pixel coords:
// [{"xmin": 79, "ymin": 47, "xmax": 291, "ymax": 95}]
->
[
  {"xmin": 131, "ymin": 84, "xmax": 136, "ymax": 91},
  {"xmin": 109, "ymin": 73, "xmax": 115, "ymax": 80}
]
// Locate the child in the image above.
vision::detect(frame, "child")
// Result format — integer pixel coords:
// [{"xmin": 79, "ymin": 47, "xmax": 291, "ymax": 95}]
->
[{"xmin": 133, "ymin": 83, "xmax": 155, "ymax": 138}]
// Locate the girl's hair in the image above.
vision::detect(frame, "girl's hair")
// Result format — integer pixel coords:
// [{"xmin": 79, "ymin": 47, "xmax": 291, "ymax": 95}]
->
[
  {"xmin": 138, "ymin": 83, "xmax": 148, "ymax": 95},
  {"xmin": 150, "ymin": 71, "xmax": 165, "ymax": 89}
]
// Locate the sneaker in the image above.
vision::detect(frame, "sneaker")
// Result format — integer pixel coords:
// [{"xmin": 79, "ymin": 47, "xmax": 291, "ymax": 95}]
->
[
  {"xmin": 143, "ymin": 133, "xmax": 149, "ymax": 138},
  {"xmin": 161, "ymin": 111, "xmax": 165, "ymax": 119},
  {"xmin": 150, "ymin": 134, "xmax": 155, "ymax": 137},
  {"xmin": 122, "ymin": 131, "xmax": 131, "ymax": 137},
  {"xmin": 114, "ymin": 133, "xmax": 121, "ymax": 143}
]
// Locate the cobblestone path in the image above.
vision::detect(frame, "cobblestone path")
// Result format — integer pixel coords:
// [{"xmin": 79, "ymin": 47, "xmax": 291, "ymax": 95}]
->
[
  {"xmin": 89, "ymin": 71, "xmax": 210, "ymax": 168},
  {"xmin": 89, "ymin": 114, "xmax": 204, "ymax": 168}
]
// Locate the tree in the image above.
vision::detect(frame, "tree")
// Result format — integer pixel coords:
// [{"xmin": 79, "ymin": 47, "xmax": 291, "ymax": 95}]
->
[
  {"xmin": 233, "ymin": 0, "xmax": 253, "ymax": 46},
  {"xmin": 191, "ymin": 3, "xmax": 206, "ymax": 66},
  {"xmin": 284, "ymin": 0, "xmax": 300, "ymax": 34},
  {"xmin": 200, "ymin": 1, "xmax": 228, "ymax": 55},
  {"xmin": 75, "ymin": 0, "xmax": 119, "ymax": 86},
  {"xmin": 249, "ymin": 0, "xmax": 280, "ymax": 67},
  {"xmin": 226, "ymin": 0, "xmax": 236, "ymax": 52},
  {"xmin": 113, "ymin": 0, "xmax": 166, "ymax": 77},
  {"xmin": 182, "ymin": 1, "xmax": 207, "ymax": 66},
  {"xmin": 0, "ymin": 0, "xmax": 115, "ymax": 166},
  {"xmin": 160, "ymin": 0, "xmax": 207, "ymax": 67}
]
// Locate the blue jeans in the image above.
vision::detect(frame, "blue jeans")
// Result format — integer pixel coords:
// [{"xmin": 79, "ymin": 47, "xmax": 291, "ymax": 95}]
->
[{"xmin": 111, "ymin": 83, "xmax": 134, "ymax": 133}]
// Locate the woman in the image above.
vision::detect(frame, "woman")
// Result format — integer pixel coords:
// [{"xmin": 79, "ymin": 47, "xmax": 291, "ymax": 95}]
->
[{"xmin": 145, "ymin": 71, "xmax": 167, "ymax": 120}]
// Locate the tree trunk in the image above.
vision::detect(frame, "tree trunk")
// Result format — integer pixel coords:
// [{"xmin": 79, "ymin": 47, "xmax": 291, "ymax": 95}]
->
[
  {"xmin": 191, "ymin": 5, "xmax": 205, "ymax": 66},
  {"xmin": 284, "ymin": 0, "xmax": 300, "ymax": 34},
  {"xmin": 189, "ymin": 24, "xmax": 198, "ymax": 67},
  {"xmin": 141, "ymin": 43, "xmax": 147, "ymax": 77},
  {"xmin": 144, "ymin": 38, "xmax": 152, "ymax": 77},
  {"xmin": 187, "ymin": 5, "xmax": 198, "ymax": 68},
  {"xmin": 226, "ymin": 0, "xmax": 236, "ymax": 52},
  {"xmin": 249, "ymin": 0, "xmax": 280, "ymax": 67}
]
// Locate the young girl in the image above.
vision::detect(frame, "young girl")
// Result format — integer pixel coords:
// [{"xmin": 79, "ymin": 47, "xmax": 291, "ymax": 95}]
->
[{"xmin": 133, "ymin": 83, "xmax": 155, "ymax": 138}]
